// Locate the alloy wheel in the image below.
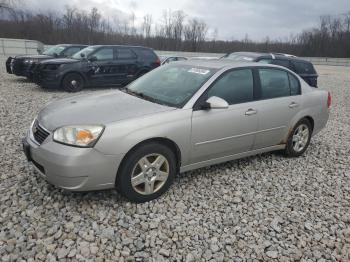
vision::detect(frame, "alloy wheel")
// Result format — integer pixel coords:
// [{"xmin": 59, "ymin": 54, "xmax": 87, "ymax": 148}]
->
[
  {"xmin": 131, "ymin": 153, "xmax": 170, "ymax": 195},
  {"xmin": 292, "ymin": 124, "xmax": 310, "ymax": 152}
]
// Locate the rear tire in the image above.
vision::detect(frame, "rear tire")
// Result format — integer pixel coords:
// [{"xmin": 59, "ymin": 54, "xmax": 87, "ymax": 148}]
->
[
  {"xmin": 62, "ymin": 73, "xmax": 84, "ymax": 92},
  {"xmin": 284, "ymin": 118, "xmax": 312, "ymax": 157},
  {"xmin": 116, "ymin": 143, "xmax": 176, "ymax": 203}
]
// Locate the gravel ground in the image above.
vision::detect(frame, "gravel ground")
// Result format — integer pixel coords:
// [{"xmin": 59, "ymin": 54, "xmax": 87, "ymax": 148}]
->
[{"xmin": 0, "ymin": 56, "xmax": 350, "ymax": 262}]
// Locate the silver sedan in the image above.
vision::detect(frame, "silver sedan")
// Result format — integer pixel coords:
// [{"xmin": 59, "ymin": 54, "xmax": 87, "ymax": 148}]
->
[{"xmin": 23, "ymin": 60, "xmax": 330, "ymax": 202}]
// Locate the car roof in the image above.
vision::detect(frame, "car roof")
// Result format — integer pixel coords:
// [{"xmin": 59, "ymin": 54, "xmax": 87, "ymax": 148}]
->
[
  {"xmin": 88, "ymin": 45, "xmax": 153, "ymax": 49},
  {"xmin": 57, "ymin": 44, "xmax": 88, "ymax": 47},
  {"xmin": 227, "ymin": 51, "xmax": 311, "ymax": 63},
  {"xmin": 175, "ymin": 59, "xmax": 270, "ymax": 70}
]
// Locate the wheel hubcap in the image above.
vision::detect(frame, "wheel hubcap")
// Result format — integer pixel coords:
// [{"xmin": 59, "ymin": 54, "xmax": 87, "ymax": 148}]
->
[
  {"xmin": 292, "ymin": 124, "xmax": 309, "ymax": 152},
  {"xmin": 131, "ymin": 154, "xmax": 169, "ymax": 195}
]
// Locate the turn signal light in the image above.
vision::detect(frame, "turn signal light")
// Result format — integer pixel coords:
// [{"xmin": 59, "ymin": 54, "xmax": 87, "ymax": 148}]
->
[{"xmin": 327, "ymin": 92, "xmax": 332, "ymax": 108}]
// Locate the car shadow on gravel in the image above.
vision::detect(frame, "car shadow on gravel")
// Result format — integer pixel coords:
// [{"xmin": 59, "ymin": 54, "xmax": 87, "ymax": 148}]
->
[{"xmin": 8, "ymin": 77, "xmax": 32, "ymax": 83}]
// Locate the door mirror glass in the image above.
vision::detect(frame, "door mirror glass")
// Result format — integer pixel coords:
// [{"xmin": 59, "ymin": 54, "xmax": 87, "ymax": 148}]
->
[{"xmin": 204, "ymin": 96, "xmax": 229, "ymax": 109}]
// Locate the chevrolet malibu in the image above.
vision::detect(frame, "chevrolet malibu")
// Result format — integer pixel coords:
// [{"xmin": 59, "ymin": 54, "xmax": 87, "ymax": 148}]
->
[{"xmin": 23, "ymin": 61, "xmax": 330, "ymax": 202}]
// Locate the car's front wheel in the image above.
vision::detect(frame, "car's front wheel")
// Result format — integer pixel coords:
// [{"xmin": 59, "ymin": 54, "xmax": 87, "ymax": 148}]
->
[
  {"xmin": 116, "ymin": 143, "xmax": 176, "ymax": 202},
  {"xmin": 62, "ymin": 73, "xmax": 84, "ymax": 92},
  {"xmin": 284, "ymin": 118, "xmax": 312, "ymax": 157}
]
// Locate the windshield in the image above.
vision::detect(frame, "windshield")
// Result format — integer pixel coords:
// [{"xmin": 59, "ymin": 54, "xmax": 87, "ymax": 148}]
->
[
  {"xmin": 72, "ymin": 46, "xmax": 98, "ymax": 59},
  {"xmin": 43, "ymin": 45, "xmax": 65, "ymax": 56},
  {"xmin": 126, "ymin": 64, "xmax": 218, "ymax": 107}
]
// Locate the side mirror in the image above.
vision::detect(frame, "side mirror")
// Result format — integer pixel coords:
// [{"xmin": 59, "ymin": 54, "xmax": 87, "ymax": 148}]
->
[
  {"xmin": 53, "ymin": 53, "xmax": 58, "ymax": 58},
  {"xmin": 202, "ymin": 96, "xmax": 229, "ymax": 110},
  {"xmin": 80, "ymin": 53, "xmax": 85, "ymax": 58},
  {"xmin": 37, "ymin": 48, "xmax": 42, "ymax": 54},
  {"xmin": 89, "ymin": 56, "xmax": 97, "ymax": 62}
]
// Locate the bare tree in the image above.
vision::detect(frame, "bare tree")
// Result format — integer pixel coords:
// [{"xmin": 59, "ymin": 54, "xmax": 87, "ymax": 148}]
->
[
  {"xmin": 184, "ymin": 18, "xmax": 208, "ymax": 51},
  {"xmin": 142, "ymin": 14, "xmax": 152, "ymax": 38}
]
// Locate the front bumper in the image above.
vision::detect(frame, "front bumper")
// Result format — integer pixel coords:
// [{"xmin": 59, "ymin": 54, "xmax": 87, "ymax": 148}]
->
[
  {"xmin": 33, "ymin": 68, "xmax": 61, "ymax": 88},
  {"xmin": 22, "ymin": 130, "xmax": 124, "ymax": 191}
]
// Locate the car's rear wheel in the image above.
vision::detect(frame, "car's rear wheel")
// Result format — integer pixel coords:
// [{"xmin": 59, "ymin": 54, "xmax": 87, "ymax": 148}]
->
[
  {"xmin": 284, "ymin": 118, "xmax": 312, "ymax": 157},
  {"xmin": 62, "ymin": 73, "xmax": 84, "ymax": 92},
  {"xmin": 116, "ymin": 143, "xmax": 176, "ymax": 203}
]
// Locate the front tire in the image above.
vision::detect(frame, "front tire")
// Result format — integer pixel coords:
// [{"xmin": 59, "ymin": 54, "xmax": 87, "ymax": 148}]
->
[
  {"xmin": 284, "ymin": 118, "xmax": 312, "ymax": 157},
  {"xmin": 61, "ymin": 73, "xmax": 84, "ymax": 92},
  {"xmin": 116, "ymin": 143, "xmax": 176, "ymax": 203}
]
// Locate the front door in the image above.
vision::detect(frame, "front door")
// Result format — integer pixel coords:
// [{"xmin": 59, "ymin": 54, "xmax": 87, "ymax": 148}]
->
[
  {"xmin": 88, "ymin": 47, "xmax": 116, "ymax": 86},
  {"xmin": 190, "ymin": 68, "xmax": 258, "ymax": 164}
]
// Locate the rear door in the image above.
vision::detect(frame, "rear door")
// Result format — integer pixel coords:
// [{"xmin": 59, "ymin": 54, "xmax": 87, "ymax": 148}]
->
[
  {"xmin": 252, "ymin": 68, "xmax": 302, "ymax": 149},
  {"xmin": 114, "ymin": 47, "xmax": 139, "ymax": 82},
  {"xmin": 190, "ymin": 68, "xmax": 258, "ymax": 163}
]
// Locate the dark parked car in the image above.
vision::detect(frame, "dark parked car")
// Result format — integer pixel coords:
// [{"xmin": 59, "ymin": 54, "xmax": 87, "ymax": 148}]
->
[
  {"xmin": 33, "ymin": 45, "xmax": 161, "ymax": 92},
  {"xmin": 222, "ymin": 52, "xmax": 318, "ymax": 87},
  {"xmin": 5, "ymin": 44, "xmax": 87, "ymax": 79}
]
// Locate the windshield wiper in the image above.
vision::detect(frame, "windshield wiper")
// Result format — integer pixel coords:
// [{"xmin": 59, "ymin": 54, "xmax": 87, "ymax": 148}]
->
[{"xmin": 121, "ymin": 87, "xmax": 167, "ymax": 106}]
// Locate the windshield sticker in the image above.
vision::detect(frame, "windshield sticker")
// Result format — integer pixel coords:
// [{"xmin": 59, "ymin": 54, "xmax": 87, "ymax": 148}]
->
[{"xmin": 188, "ymin": 68, "xmax": 210, "ymax": 75}]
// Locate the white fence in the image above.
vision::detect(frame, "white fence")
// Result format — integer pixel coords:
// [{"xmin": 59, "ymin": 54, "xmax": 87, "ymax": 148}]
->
[
  {"xmin": 0, "ymin": 38, "xmax": 44, "ymax": 56},
  {"xmin": 3, "ymin": 38, "xmax": 350, "ymax": 66}
]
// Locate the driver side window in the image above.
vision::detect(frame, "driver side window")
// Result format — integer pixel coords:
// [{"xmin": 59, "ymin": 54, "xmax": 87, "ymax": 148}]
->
[
  {"xmin": 207, "ymin": 69, "xmax": 254, "ymax": 105},
  {"xmin": 93, "ymin": 48, "xmax": 114, "ymax": 61}
]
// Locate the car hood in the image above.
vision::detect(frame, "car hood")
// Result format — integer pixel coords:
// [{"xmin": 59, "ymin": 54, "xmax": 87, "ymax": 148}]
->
[
  {"xmin": 14, "ymin": 54, "xmax": 53, "ymax": 60},
  {"xmin": 37, "ymin": 90, "xmax": 175, "ymax": 131},
  {"xmin": 40, "ymin": 58, "xmax": 79, "ymax": 65}
]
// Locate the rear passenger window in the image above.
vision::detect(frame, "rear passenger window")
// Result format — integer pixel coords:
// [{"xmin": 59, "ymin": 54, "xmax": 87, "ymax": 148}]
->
[
  {"xmin": 289, "ymin": 73, "xmax": 301, "ymax": 95},
  {"xmin": 292, "ymin": 61, "xmax": 316, "ymax": 74},
  {"xmin": 93, "ymin": 48, "xmax": 114, "ymax": 60},
  {"xmin": 207, "ymin": 69, "xmax": 254, "ymax": 105},
  {"xmin": 136, "ymin": 49, "xmax": 156, "ymax": 60},
  {"xmin": 117, "ymin": 48, "xmax": 136, "ymax": 59},
  {"xmin": 259, "ymin": 69, "xmax": 290, "ymax": 99},
  {"xmin": 272, "ymin": 59, "xmax": 291, "ymax": 68}
]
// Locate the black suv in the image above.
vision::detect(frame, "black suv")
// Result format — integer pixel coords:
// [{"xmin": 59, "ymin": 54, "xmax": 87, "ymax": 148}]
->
[
  {"xmin": 222, "ymin": 52, "xmax": 318, "ymax": 87},
  {"xmin": 6, "ymin": 44, "xmax": 87, "ymax": 79},
  {"xmin": 33, "ymin": 45, "xmax": 161, "ymax": 92}
]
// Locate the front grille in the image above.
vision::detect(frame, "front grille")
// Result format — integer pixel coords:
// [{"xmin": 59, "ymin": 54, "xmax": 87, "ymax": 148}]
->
[
  {"xmin": 12, "ymin": 58, "xmax": 24, "ymax": 73},
  {"xmin": 32, "ymin": 120, "xmax": 50, "ymax": 144}
]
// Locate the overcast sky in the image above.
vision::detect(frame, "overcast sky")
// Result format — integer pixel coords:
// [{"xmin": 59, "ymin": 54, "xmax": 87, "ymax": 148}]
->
[{"xmin": 22, "ymin": 0, "xmax": 350, "ymax": 41}]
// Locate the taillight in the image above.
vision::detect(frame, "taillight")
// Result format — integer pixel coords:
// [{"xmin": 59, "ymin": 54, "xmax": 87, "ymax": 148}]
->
[
  {"xmin": 327, "ymin": 91, "xmax": 332, "ymax": 108},
  {"xmin": 155, "ymin": 57, "xmax": 161, "ymax": 66}
]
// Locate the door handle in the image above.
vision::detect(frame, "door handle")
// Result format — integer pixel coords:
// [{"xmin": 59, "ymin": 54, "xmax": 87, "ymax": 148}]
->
[
  {"xmin": 245, "ymin": 108, "xmax": 257, "ymax": 116},
  {"xmin": 289, "ymin": 102, "xmax": 299, "ymax": 108}
]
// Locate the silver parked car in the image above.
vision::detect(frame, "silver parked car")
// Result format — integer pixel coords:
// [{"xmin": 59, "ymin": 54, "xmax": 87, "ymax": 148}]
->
[{"xmin": 23, "ymin": 60, "xmax": 331, "ymax": 202}]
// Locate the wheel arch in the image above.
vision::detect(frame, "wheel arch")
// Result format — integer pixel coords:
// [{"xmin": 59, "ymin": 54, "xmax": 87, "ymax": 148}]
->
[
  {"xmin": 60, "ymin": 71, "xmax": 87, "ymax": 88},
  {"xmin": 116, "ymin": 137, "xmax": 182, "ymax": 185},
  {"xmin": 281, "ymin": 114, "xmax": 315, "ymax": 145},
  {"xmin": 303, "ymin": 115, "xmax": 314, "ymax": 131}
]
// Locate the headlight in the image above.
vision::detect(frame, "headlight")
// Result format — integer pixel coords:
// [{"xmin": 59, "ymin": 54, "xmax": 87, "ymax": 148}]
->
[{"xmin": 53, "ymin": 125, "xmax": 104, "ymax": 147}]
